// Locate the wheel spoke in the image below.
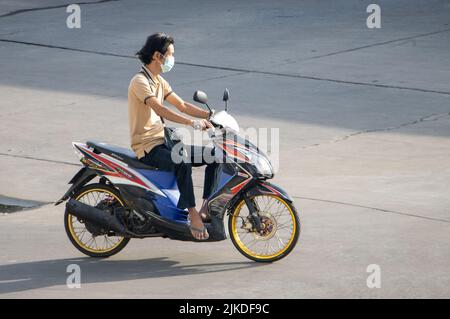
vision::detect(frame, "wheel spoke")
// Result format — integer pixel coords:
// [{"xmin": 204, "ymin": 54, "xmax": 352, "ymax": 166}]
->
[
  {"xmin": 79, "ymin": 230, "xmax": 87, "ymax": 242},
  {"xmin": 85, "ymin": 236, "xmax": 94, "ymax": 248},
  {"xmin": 93, "ymin": 237, "xmax": 99, "ymax": 249},
  {"xmin": 275, "ymin": 233, "xmax": 285, "ymax": 249},
  {"xmin": 277, "ymin": 220, "xmax": 294, "ymax": 229}
]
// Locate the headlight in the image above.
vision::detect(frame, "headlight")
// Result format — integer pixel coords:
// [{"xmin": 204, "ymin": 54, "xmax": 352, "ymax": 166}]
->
[
  {"xmin": 239, "ymin": 148, "xmax": 274, "ymax": 178},
  {"xmin": 255, "ymin": 154, "xmax": 273, "ymax": 177}
]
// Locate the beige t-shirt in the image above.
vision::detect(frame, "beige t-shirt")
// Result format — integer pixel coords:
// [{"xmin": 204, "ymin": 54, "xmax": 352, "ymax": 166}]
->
[{"xmin": 128, "ymin": 68, "xmax": 173, "ymax": 159}]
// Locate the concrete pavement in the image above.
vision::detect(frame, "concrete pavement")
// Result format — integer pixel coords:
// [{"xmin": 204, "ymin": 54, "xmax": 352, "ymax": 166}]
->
[{"xmin": 0, "ymin": 0, "xmax": 449, "ymax": 298}]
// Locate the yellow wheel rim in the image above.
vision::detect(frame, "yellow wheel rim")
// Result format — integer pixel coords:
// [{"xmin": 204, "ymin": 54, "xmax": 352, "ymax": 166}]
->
[
  {"xmin": 67, "ymin": 188, "xmax": 126, "ymax": 253},
  {"xmin": 231, "ymin": 195, "xmax": 297, "ymax": 260}
]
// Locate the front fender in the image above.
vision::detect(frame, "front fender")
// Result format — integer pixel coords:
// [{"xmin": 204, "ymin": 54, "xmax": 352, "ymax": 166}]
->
[
  {"xmin": 54, "ymin": 167, "xmax": 97, "ymax": 205},
  {"xmin": 246, "ymin": 181, "xmax": 293, "ymax": 203}
]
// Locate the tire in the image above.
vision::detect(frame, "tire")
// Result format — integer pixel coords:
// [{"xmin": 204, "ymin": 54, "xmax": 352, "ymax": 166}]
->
[
  {"xmin": 64, "ymin": 183, "xmax": 130, "ymax": 258},
  {"xmin": 228, "ymin": 194, "xmax": 300, "ymax": 263}
]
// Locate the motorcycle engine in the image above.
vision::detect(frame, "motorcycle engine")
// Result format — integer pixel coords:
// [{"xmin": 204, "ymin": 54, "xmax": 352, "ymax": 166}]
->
[{"xmin": 126, "ymin": 209, "xmax": 155, "ymax": 234}]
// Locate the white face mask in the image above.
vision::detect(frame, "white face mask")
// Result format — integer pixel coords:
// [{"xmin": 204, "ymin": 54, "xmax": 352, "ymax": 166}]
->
[{"xmin": 161, "ymin": 55, "xmax": 175, "ymax": 73}]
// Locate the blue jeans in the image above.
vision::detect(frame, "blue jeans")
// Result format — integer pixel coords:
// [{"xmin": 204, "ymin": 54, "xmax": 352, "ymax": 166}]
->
[{"xmin": 139, "ymin": 144, "xmax": 218, "ymax": 209}]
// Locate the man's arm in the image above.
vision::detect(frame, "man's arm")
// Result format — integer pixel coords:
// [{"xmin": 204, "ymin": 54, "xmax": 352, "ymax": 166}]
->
[
  {"xmin": 165, "ymin": 92, "xmax": 210, "ymax": 119},
  {"xmin": 146, "ymin": 96, "xmax": 193, "ymax": 126},
  {"xmin": 131, "ymin": 75, "xmax": 209, "ymax": 128}
]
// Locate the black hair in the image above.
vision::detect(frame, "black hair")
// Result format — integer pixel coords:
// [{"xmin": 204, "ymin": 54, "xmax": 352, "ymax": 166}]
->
[{"xmin": 136, "ymin": 32, "xmax": 174, "ymax": 65}]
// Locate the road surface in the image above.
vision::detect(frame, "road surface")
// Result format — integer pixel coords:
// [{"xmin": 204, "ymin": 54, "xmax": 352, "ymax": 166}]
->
[{"xmin": 0, "ymin": 0, "xmax": 449, "ymax": 298}]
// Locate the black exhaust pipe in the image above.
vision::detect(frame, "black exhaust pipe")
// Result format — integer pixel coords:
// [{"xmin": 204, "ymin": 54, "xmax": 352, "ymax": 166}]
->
[{"xmin": 66, "ymin": 198, "xmax": 129, "ymax": 235}]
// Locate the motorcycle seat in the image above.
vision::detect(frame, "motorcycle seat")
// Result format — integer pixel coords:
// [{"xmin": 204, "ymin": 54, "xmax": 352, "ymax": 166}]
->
[{"xmin": 86, "ymin": 140, "xmax": 158, "ymax": 170}]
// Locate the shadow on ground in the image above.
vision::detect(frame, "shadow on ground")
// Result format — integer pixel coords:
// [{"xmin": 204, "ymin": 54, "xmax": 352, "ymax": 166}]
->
[{"xmin": 0, "ymin": 257, "xmax": 265, "ymax": 294}]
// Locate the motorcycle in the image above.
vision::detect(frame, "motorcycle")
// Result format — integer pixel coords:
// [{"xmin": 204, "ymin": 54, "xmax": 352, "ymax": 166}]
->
[{"xmin": 55, "ymin": 89, "xmax": 300, "ymax": 262}]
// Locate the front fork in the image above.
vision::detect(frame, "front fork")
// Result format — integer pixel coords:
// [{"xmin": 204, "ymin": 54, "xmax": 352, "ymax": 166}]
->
[
  {"xmin": 239, "ymin": 180, "xmax": 293, "ymax": 232},
  {"xmin": 243, "ymin": 194, "xmax": 263, "ymax": 232}
]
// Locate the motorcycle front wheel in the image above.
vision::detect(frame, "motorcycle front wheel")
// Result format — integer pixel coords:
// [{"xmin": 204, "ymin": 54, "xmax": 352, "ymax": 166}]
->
[{"xmin": 228, "ymin": 194, "xmax": 300, "ymax": 263}]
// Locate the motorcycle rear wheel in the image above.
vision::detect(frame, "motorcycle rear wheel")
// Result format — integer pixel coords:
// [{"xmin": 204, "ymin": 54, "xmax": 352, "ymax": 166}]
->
[{"xmin": 64, "ymin": 183, "xmax": 130, "ymax": 258}]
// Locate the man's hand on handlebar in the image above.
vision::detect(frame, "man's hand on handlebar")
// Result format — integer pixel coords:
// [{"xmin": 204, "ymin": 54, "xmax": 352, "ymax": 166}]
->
[{"xmin": 191, "ymin": 119, "xmax": 214, "ymax": 130}]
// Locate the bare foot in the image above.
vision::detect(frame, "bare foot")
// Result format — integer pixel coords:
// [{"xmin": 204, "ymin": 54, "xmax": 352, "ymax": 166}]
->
[{"xmin": 188, "ymin": 208, "xmax": 209, "ymax": 240}]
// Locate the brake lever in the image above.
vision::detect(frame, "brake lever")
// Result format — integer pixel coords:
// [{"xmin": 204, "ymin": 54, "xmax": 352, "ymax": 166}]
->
[{"xmin": 208, "ymin": 109, "xmax": 216, "ymax": 120}]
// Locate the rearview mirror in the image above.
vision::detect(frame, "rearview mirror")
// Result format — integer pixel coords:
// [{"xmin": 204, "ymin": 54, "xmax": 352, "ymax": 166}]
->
[
  {"xmin": 223, "ymin": 88, "xmax": 229, "ymax": 102},
  {"xmin": 193, "ymin": 90, "xmax": 208, "ymax": 104}
]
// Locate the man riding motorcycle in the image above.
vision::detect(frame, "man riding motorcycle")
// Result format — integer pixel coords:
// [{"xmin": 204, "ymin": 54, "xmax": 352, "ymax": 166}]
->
[
  {"xmin": 58, "ymin": 33, "xmax": 300, "ymax": 261},
  {"xmin": 129, "ymin": 32, "xmax": 214, "ymax": 240}
]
